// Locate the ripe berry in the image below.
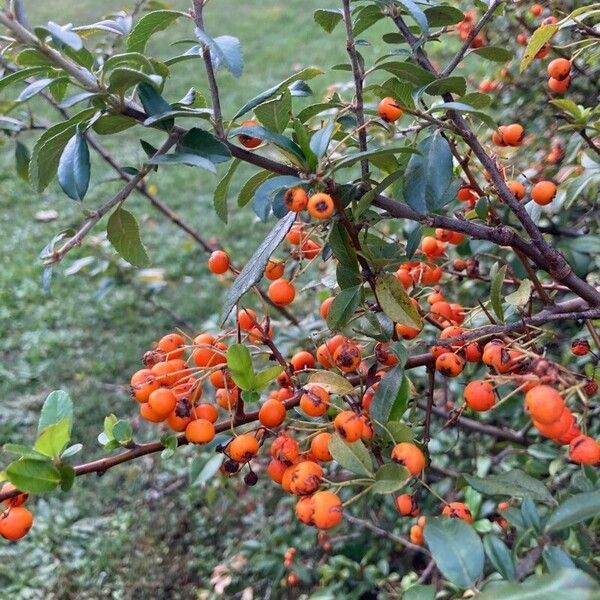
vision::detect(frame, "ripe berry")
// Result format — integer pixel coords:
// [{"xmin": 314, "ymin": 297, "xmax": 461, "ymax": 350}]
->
[
  {"xmin": 157, "ymin": 333, "xmax": 186, "ymax": 360},
  {"xmin": 464, "ymin": 380, "xmax": 495, "ymax": 411},
  {"xmin": 285, "ymin": 223, "xmax": 307, "ymax": 245},
  {"xmin": 237, "ymin": 308, "xmax": 257, "ymax": 331},
  {"xmin": 0, "ymin": 506, "xmax": 34, "ymax": 541},
  {"xmin": 333, "ymin": 342, "xmax": 362, "ymax": 373},
  {"xmin": 238, "ymin": 119, "xmax": 261, "ymax": 148},
  {"xmin": 215, "ymin": 386, "xmax": 239, "ymax": 410},
  {"xmin": 185, "ymin": 418, "xmax": 215, "ymax": 444},
  {"xmin": 148, "ymin": 388, "xmax": 177, "ymax": 418},
  {"xmin": 300, "ymin": 240, "xmax": 321, "ymax": 260},
  {"xmin": 334, "ymin": 411, "xmax": 363, "ymax": 443},
  {"xmin": 268, "ymin": 278, "xmax": 296, "ymax": 306},
  {"xmin": 140, "ymin": 402, "xmax": 165, "ymax": 423},
  {"xmin": 130, "ymin": 369, "xmax": 160, "ymax": 403},
  {"xmin": 244, "ymin": 471, "xmax": 258, "ymax": 486},
  {"xmin": 391, "ymin": 442, "xmax": 426, "ymax": 476},
  {"xmin": 291, "ymin": 351, "xmax": 315, "ymax": 372},
  {"xmin": 307, "ymin": 193, "xmax": 334, "ymax": 219},
  {"xmin": 569, "ymin": 435, "xmax": 600, "ymax": 465},
  {"xmin": 533, "ymin": 407, "xmax": 573, "ymax": 441},
  {"xmin": 267, "ymin": 459, "xmax": 288, "ymax": 484},
  {"xmin": 228, "ymin": 433, "xmax": 260, "ymax": 463},
  {"xmin": 507, "ymin": 180, "xmax": 526, "ymax": 200},
  {"xmin": 548, "ymin": 76, "xmax": 571, "ymax": 94},
  {"xmin": 264, "ymin": 259, "xmax": 285, "ymax": 280},
  {"xmin": 192, "ymin": 334, "xmax": 227, "ymax": 368},
  {"xmin": 208, "ymin": 250, "xmax": 230, "ymax": 274},
  {"xmin": 289, "ymin": 461, "xmax": 324, "ymax": 495},
  {"xmin": 531, "ymin": 180, "xmax": 557, "ymax": 205},
  {"xmin": 1, "ymin": 483, "xmax": 27, "ymax": 508},
  {"xmin": 320, "ymin": 297, "xmax": 335, "ymax": 320},
  {"xmin": 524, "ymin": 385, "xmax": 564, "ymax": 424},
  {"xmin": 442, "ymin": 501, "xmax": 473, "ymax": 523},
  {"xmin": 571, "ymin": 338, "xmax": 590, "ymax": 356},
  {"xmin": 310, "ymin": 432, "xmax": 333, "ymax": 462},
  {"xmin": 295, "ymin": 495, "xmax": 315, "ymax": 525},
  {"xmin": 547, "ymin": 58, "xmax": 571, "ymax": 80},
  {"xmin": 435, "ymin": 352, "xmax": 465, "ymax": 377},
  {"xmin": 300, "ymin": 385, "xmax": 330, "ymax": 417},
  {"xmin": 312, "ymin": 491, "xmax": 343, "ymax": 529},
  {"xmin": 410, "ymin": 524, "xmax": 424, "ymax": 545},
  {"xmin": 396, "ymin": 323, "xmax": 421, "ymax": 340},
  {"xmin": 395, "ymin": 494, "xmax": 420, "ymax": 517},
  {"xmin": 271, "ymin": 435, "xmax": 299, "ymax": 464},
  {"xmin": 378, "ymin": 96, "xmax": 403, "ymax": 122},
  {"xmin": 284, "ymin": 187, "xmax": 309, "ymax": 212},
  {"xmin": 259, "ymin": 398, "xmax": 287, "ymax": 428}
]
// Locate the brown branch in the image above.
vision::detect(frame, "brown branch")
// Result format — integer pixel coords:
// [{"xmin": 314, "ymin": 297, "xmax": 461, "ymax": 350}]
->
[
  {"xmin": 578, "ymin": 129, "xmax": 600, "ymax": 158},
  {"xmin": 423, "ymin": 365, "xmax": 435, "ymax": 445}
]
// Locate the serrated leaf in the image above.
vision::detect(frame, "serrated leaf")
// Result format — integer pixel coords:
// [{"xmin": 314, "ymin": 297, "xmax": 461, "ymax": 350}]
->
[
  {"xmin": 314, "ymin": 8, "xmax": 343, "ymax": 33},
  {"xmin": 469, "ymin": 46, "xmax": 513, "ymax": 63},
  {"xmin": 424, "ymin": 518, "xmax": 484, "ymax": 588},
  {"xmin": 38, "ymin": 390, "xmax": 73, "ymax": 433},
  {"xmin": 372, "ymin": 463, "xmax": 409, "ymax": 494},
  {"xmin": 253, "ymin": 365, "xmax": 284, "ymax": 390},
  {"xmin": 423, "ymin": 76, "xmax": 466, "ymax": 97},
  {"xmin": 490, "ymin": 263, "xmax": 507, "ymax": 322},
  {"xmin": 221, "ymin": 212, "xmax": 295, "ymax": 323},
  {"xmin": 505, "ymin": 280, "xmax": 532, "ymax": 307},
  {"xmin": 326, "ymin": 286, "xmax": 362, "ymax": 330},
  {"xmin": 254, "ymin": 88, "xmax": 291, "ymax": 134},
  {"xmin": 57, "ymin": 131, "xmax": 90, "ymax": 201},
  {"xmin": 138, "ymin": 82, "xmax": 173, "ymax": 130},
  {"xmin": 483, "ymin": 535, "xmax": 517, "ymax": 580},
  {"xmin": 308, "ymin": 370, "xmax": 355, "ymax": 395},
  {"xmin": 238, "ymin": 170, "xmax": 273, "ymax": 207},
  {"xmin": 0, "ymin": 66, "xmax": 48, "ymax": 94},
  {"xmin": 463, "ymin": 469, "xmax": 554, "ymax": 505},
  {"xmin": 520, "ymin": 24, "xmax": 558, "ymax": 72},
  {"xmin": 545, "ymin": 490, "xmax": 600, "ymax": 532},
  {"xmin": 328, "ymin": 434, "xmax": 374, "ymax": 477},
  {"xmin": 227, "ymin": 344, "xmax": 255, "ymax": 391},
  {"xmin": 3, "ymin": 444, "xmax": 47, "ymax": 459},
  {"xmin": 375, "ymin": 273, "xmax": 422, "ymax": 329},
  {"xmin": 6, "ymin": 458, "xmax": 61, "ymax": 494},
  {"xmin": 106, "ymin": 207, "xmax": 150, "ymax": 267},
  {"xmin": 195, "ymin": 29, "xmax": 243, "ymax": 78},
  {"xmin": 112, "ymin": 420, "xmax": 133, "ymax": 443},
  {"xmin": 127, "ymin": 10, "xmax": 187, "ymax": 53},
  {"xmin": 34, "ymin": 419, "xmax": 71, "ymax": 459},
  {"xmin": 213, "ymin": 159, "xmax": 240, "ymax": 223}
]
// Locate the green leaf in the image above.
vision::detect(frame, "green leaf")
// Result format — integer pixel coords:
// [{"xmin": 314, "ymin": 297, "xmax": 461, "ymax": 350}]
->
[
  {"xmin": 138, "ymin": 82, "xmax": 173, "ymax": 130},
  {"xmin": 253, "ymin": 365, "xmax": 284, "ymax": 390},
  {"xmin": 230, "ymin": 124, "xmax": 305, "ymax": 163},
  {"xmin": 478, "ymin": 568, "xmax": 599, "ymax": 600},
  {"xmin": 372, "ymin": 463, "xmax": 409, "ymax": 494},
  {"xmin": 254, "ymin": 89, "xmax": 291, "ymax": 134},
  {"xmin": 463, "ymin": 469, "xmax": 554, "ymax": 505},
  {"xmin": 397, "ymin": 0, "xmax": 428, "ymax": 37},
  {"xmin": 423, "ymin": 76, "xmax": 466, "ymax": 97},
  {"xmin": 370, "ymin": 364, "xmax": 406, "ymax": 429},
  {"xmin": 424, "ymin": 5, "xmax": 464, "ymax": 27},
  {"xmin": 490, "ymin": 263, "xmax": 507, "ymax": 322},
  {"xmin": 328, "ymin": 223, "xmax": 361, "ymax": 288},
  {"xmin": 233, "ymin": 66, "xmax": 323, "ymax": 120},
  {"xmin": 106, "ymin": 207, "xmax": 151, "ymax": 268},
  {"xmin": 17, "ymin": 77, "xmax": 68, "ymax": 102},
  {"xmin": 405, "ymin": 225, "xmax": 422, "ymax": 259},
  {"xmin": 330, "ymin": 145, "xmax": 415, "ymax": 171},
  {"xmin": 57, "ymin": 131, "xmax": 90, "ymax": 201},
  {"xmin": 424, "ymin": 518, "xmax": 484, "ymax": 588},
  {"xmin": 221, "ymin": 212, "xmax": 296, "ymax": 323},
  {"xmin": 146, "ymin": 152, "xmax": 217, "ymax": 173},
  {"xmin": 308, "ymin": 371, "xmax": 355, "ymax": 395},
  {"xmin": 58, "ymin": 464, "xmax": 76, "ymax": 492},
  {"xmin": 213, "ymin": 159, "xmax": 240, "ymax": 223},
  {"xmin": 375, "ymin": 273, "xmax": 422, "ymax": 329},
  {"xmin": 251, "ymin": 175, "xmax": 301, "ymax": 222},
  {"xmin": 545, "ymin": 490, "xmax": 600, "ymax": 532},
  {"xmin": 543, "ymin": 546, "xmax": 575, "ymax": 572},
  {"xmin": 328, "ymin": 434, "xmax": 374, "ymax": 477},
  {"xmin": 38, "ymin": 390, "xmax": 73, "ymax": 433},
  {"xmin": 403, "ymin": 131, "xmax": 455, "ymax": 214},
  {"xmin": 6, "ymin": 458, "xmax": 61, "ymax": 494},
  {"xmin": 127, "ymin": 10, "xmax": 188, "ymax": 53},
  {"xmin": 310, "ymin": 120, "xmax": 335, "ymax": 159},
  {"xmin": 0, "ymin": 67, "xmax": 48, "ymax": 94},
  {"xmin": 404, "ymin": 585, "xmax": 436, "ymax": 600},
  {"xmin": 375, "ymin": 61, "xmax": 436, "ymax": 86},
  {"xmin": 238, "ymin": 171, "xmax": 274, "ymax": 207},
  {"xmin": 34, "ymin": 419, "xmax": 71, "ymax": 459},
  {"xmin": 195, "ymin": 31, "xmax": 243, "ymax": 78},
  {"xmin": 112, "ymin": 420, "xmax": 133, "ymax": 443},
  {"xmin": 520, "ymin": 24, "xmax": 558, "ymax": 72},
  {"xmin": 354, "ymin": 170, "xmax": 404, "ymax": 218},
  {"xmin": 505, "ymin": 280, "xmax": 532, "ymax": 307},
  {"xmin": 15, "ymin": 141, "xmax": 30, "ymax": 182},
  {"xmin": 227, "ymin": 344, "xmax": 255, "ymax": 391},
  {"xmin": 190, "ymin": 453, "xmax": 224, "ymax": 487},
  {"xmin": 108, "ymin": 67, "xmax": 162, "ymax": 96},
  {"xmin": 326, "ymin": 286, "xmax": 362, "ymax": 330},
  {"xmin": 469, "ymin": 46, "xmax": 513, "ymax": 63},
  {"xmin": 92, "ymin": 115, "xmax": 137, "ymax": 135},
  {"xmin": 484, "ymin": 535, "xmax": 517, "ymax": 580},
  {"xmin": 314, "ymin": 8, "xmax": 343, "ymax": 33}
]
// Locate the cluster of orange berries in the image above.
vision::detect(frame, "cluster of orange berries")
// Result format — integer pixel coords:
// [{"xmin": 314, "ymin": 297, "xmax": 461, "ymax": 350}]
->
[
  {"xmin": 456, "ymin": 10, "xmax": 485, "ymax": 48},
  {"xmin": 0, "ymin": 483, "xmax": 33, "ymax": 542}
]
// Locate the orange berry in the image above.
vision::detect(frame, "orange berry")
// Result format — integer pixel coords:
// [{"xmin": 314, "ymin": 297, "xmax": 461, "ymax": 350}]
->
[
  {"xmin": 130, "ymin": 368, "xmax": 160, "ymax": 403},
  {"xmin": 1, "ymin": 483, "xmax": 27, "ymax": 508},
  {"xmin": 295, "ymin": 495, "xmax": 315, "ymax": 525},
  {"xmin": 300, "ymin": 385, "xmax": 330, "ymax": 417},
  {"xmin": 524, "ymin": 385, "xmax": 565, "ymax": 424},
  {"xmin": 395, "ymin": 322, "xmax": 421, "ymax": 340},
  {"xmin": 140, "ymin": 401, "xmax": 165, "ymax": 423},
  {"xmin": 569, "ymin": 435, "xmax": 600, "ymax": 465},
  {"xmin": 410, "ymin": 524, "xmax": 424, "ymax": 545},
  {"xmin": 312, "ymin": 491, "xmax": 343, "ymax": 529},
  {"xmin": 453, "ymin": 258, "xmax": 467, "ymax": 271},
  {"xmin": 333, "ymin": 342, "xmax": 362, "ymax": 373},
  {"xmin": 209, "ymin": 368, "xmax": 234, "ymax": 390},
  {"xmin": 334, "ymin": 410, "xmax": 364, "ymax": 443},
  {"xmin": 531, "ymin": 180, "xmax": 557, "ymax": 205},
  {"xmin": 291, "ymin": 350, "xmax": 315, "ymax": 372},
  {"xmin": 395, "ymin": 268, "xmax": 413, "ymax": 290},
  {"xmin": 421, "ymin": 236, "xmax": 440, "ymax": 257},
  {"xmin": 267, "ymin": 458, "xmax": 289, "ymax": 484},
  {"xmin": 300, "ymin": 239, "xmax": 321, "ymax": 260},
  {"xmin": 238, "ymin": 119, "xmax": 261, "ymax": 148},
  {"xmin": 320, "ymin": 297, "xmax": 335, "ymax": 320},
  {"xmin": 208, "ymin": 250, "xmax": 230, "ymax": 274},
  {"xmin": 228, "ymin": 433, "xmax": 260, "ymax": 463},
  {"xmin": 533, "ymin": 407, "xmax": 573, "ymax": 440},
  {"xmin": 378, "ymin": 96, "xmax": 403, "ymax": 122},
  {"xmin": 430, "ymin": 300, "xmax": 455, "ymax": 323},
  {"xmin": 375, "ymin": 342, "xmax": 399, "ymax": 367},
  {"xmin": 517, "ymin": 33, "xmax": 528, "ymax": 46},
  {"xmin": 531, "ymin": 3, "xmax": 543, "ymax": 16},
  {"xmin": 215, "ymin": 386, "xmax": 239, "ymax": 410},
  {"xmin": 507, "ymin": 180, "xmax": 526, "ymax": 200},
  {"xmin": 547, "ymin": 58, "xmax": 571, "ymax": 80},
  {"xmin": 238, "ymin": 308, "xmax": 257, "ymax": 331},
  {"xmin": 311, "ymin": 432, "xmax": 333, "ymax": 462},
  {"xmin": 148, "ymin": 388, "xmax": 178, "ymax": 418},
  {"xmin": 448, "ymin": 231, "xmax": 465, "ymax": 245},
  {"xmin": 289, "ymin": 461, "xmax": 324, "ymax": 496},
  {"xmin": 157, "ymin": 333, "xmax": 186, "ymax": 360},
  {"xmin": 442, "ymin": 501, "xmax": 473, "ymax": 523},
  {"xmin": 548, "ymin": 76, "xmax": 570, "ymax": 94},
  {"xmin": 502, "ymin": 123, "xmax": 524, "ymax": 146},
  {"xmin": 307, "ymin": 193, "xmax": 334, "ymax": 219},
  {"xmin": 435, "ymin": 352, "xmax": 465, "ymax": 377},
  {"xmin": 457, "ymin": 186, "xmax": 479, "ymax": 202},
  {"xmin": 259, "ymin": 398, "xmax": 287, "ymax": 428},
  {"xmin": 464, "ymin": 380, "xmax": 495, "ymax": 411},
  {"xmin": 264, "ymin": 259, "xmax": 285, "ymax": 280},
  {"xmin": 0, "ymin": 506, "xmax": 34, "ymax": 541},
  {"xmin": 284, "ymin": 187, "xmax": 309, "ymax": 212},
  {"xmin": 286, "ymin": 223, "xmax": 307, "ymax": 245},
  {"xmin": 316, "ymin": 343, "xmax": 334, "ymax": 368},
  {"xmin": 395, "ymin": 494, "xmax": 420, "ymax": 517},
  {"xmin": 167, "ymin": 410, "xmax": 192, "ymax": 432},
  {"xmin": 268, "ymin": 278, "xmax": 296, "ymax": 306},
  {"xmin": 185, "ymin": 418, "xmax": 215, "ymax": 444},
  {"xmin": 535, "ymin": 43, "xmax": 551, "ymax": 59},
  {"xmin": 391, "ymin": 442, "xmax": 426, "ymax": 476},
  {"xmin": 271, "ymin": 435, "xmax": 299, "ymax": 464},
  {"xmin": 192, "ymin": 334, "xmax": 227, "ymax": 368}
]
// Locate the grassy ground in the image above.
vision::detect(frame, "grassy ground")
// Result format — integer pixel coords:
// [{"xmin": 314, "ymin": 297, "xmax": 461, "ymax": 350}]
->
[{"xmin": 0, "ymin": 1, "xmax": 353, "ymax": 597}]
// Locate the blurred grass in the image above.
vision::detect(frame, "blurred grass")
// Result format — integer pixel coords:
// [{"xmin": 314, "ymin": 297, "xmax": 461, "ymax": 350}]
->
[{"xmin": 0, "ymin": 0, "xmax": 353, "ymax": 597}]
